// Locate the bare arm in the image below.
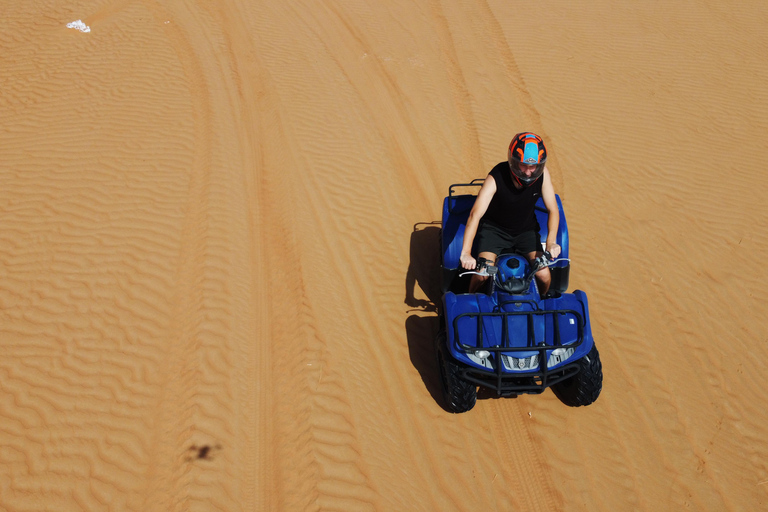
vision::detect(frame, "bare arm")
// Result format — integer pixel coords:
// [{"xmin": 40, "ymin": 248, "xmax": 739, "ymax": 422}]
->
[
  {"xmin": 460, "ymin": 175, "xmax": 497, "ymax": 269},
  {"xmin": 540, "ymin": 168, "xmax": 561, "ymax": 257}
]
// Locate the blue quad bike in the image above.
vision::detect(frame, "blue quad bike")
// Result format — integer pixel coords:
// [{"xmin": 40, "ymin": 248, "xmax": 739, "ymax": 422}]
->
[{"xmin": 436, "ymin": 180, "xmax": 602, "ymax": 413}]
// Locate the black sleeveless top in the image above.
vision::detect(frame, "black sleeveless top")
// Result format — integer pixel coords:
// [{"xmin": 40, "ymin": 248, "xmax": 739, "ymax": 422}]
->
[{"xmin": 481, "ymin": 162, "xmax": 543, "ymax": 235}]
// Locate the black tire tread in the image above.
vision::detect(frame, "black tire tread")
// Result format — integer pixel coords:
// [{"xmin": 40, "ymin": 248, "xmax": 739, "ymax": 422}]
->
[
  {"xmin": 436, "ymin": 331, "xmax": 477, "ymax": 413},
  {"xmin": 552, "ymin": 344, "xmax": 603, "ymax": 407}
]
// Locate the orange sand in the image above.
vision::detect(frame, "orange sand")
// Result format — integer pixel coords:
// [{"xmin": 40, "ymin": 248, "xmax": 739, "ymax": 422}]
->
[{"xmin": 2, "ymin": 1, "xmax": 768, "ymax": 510}]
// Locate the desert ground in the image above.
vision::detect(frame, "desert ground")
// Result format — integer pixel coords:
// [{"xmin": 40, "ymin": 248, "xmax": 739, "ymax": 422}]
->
[{"xmin": 2, "ymin": 1, "xmax": 768, "ymax": 510}]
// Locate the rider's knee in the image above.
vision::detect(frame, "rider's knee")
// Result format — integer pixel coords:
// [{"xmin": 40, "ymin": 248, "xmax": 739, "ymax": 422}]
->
[
  {"xmin": 536, "ymin": 267, "xmax": 552, "ymax": 283},
  {"xmin": 468, "ymin": 274, "xmax": 488, "ymax": 293}
]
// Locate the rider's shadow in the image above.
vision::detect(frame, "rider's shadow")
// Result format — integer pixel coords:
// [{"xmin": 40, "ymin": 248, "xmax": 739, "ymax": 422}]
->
[{"xmin": 405, "ymin": 223, "xmax": 445, "ymax": 407}]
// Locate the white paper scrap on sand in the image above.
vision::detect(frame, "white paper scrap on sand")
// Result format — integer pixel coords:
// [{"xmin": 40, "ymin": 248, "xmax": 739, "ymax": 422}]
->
[{"xmin": 66, "ymin": 20, "xmax": 91, "ymax": 33}]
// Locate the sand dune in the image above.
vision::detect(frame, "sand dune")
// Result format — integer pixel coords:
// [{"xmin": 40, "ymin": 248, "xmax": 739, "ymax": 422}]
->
[{"xmin": 2, "ymin": 1, "xmax": 767, "ymax": 510}]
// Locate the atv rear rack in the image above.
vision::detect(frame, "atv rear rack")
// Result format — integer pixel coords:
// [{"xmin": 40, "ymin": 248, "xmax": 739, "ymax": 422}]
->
[
  {"xmin": 452, "ymin": 308, "xmax": 586, "ymax": 394},
  {"xmin": 447, "ymin": 179, "xmax": 485, "ymax": 214}
]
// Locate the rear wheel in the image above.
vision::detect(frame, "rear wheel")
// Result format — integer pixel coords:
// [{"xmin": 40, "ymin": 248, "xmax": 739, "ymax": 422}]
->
[
  {"xmin": 436, "ymin": 330, "xmax": 477, "ymax": 413},
  {"xmin": 552, "ymin": 343, "xmax": 603, "ymax": 407}
]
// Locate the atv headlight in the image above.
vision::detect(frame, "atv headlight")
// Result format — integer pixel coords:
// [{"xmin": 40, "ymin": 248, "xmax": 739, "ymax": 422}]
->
[
  {"xmin": 474, "ymin": 350, "xmax": 491, "ymax": 359},
  {"xmin": 547, "ymin": 347, "xmax": 575, "ymax": 367}
]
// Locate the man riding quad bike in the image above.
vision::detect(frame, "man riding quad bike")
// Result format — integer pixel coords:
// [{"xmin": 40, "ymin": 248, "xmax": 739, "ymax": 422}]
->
[{"xmin": 436, "ymin": 135, "xmax": 602, "ymax": 413}]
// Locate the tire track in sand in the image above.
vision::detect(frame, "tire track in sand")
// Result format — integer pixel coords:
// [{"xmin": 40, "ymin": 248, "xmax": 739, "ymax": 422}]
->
[
  {"xmin": 134, "ymin": 3, "xmax": 219, "ymax": 509},
  {"xmin": 136, "ymin": 1, "xmax": 271, "ymax": 510},
  {"xmin": 261, "ymin": 4, "xmax": 482, "ymax": 509},
  {"xmin": 206, "ymin": 2, "xmax": 382, "ymax": 510}
]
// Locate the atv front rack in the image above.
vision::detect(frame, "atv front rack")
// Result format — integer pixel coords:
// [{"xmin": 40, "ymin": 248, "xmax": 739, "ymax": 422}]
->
[{"xmin": 452, "ymin": 307, "xmax": 586, "ymax": 395}]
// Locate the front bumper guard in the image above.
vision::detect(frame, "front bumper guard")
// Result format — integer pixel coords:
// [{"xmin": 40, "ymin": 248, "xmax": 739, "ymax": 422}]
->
[{"xmin": 452, "ymin": 307, "xmax": 586, "ymax": 395}]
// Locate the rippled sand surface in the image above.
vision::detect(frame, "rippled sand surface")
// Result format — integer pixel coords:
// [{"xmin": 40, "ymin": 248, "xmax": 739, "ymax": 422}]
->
[{"xmin": 2, "ymin": 1, "xmax": 767, "ymax": 510}]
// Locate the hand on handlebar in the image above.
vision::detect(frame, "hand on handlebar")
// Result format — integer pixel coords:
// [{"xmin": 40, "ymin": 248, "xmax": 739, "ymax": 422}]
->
[
  {"xmin": 545, "ymin": 242, "xmax": 561, "ymax": 259},
  {"xmin": 460, "ymin": 254, "xmax": 477, "ymax": 270}
]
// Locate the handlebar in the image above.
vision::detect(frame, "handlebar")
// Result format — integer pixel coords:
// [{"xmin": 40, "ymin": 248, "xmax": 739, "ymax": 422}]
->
[
  {"xmin": 534, "ymin": 251, "xmax": 570, "ymax": 272},
  {"xmin": 458, "ymin": 257, "xmax": 498, "ymax": 278},
  {"xmin": 459, "ymin": 253, "xmax": 571, "ymax": 294}
]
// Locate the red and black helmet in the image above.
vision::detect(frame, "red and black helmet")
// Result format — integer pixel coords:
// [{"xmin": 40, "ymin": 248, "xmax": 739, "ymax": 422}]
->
[{"xmin": 508, "ymin": 132, "xmax": 547, "ymax": 187}]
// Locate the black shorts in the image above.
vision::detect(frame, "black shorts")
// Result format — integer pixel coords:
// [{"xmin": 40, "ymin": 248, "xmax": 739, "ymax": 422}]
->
[{"xmin": 475, "ymin": 222, "xmax": 541, "ymax": 257}]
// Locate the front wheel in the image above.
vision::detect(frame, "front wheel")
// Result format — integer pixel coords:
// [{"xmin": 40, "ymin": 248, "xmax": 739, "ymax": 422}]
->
[
  {"xmin": 436, "ymin": 330, "xmax": 477, "ymax": 413},
  {"xmin": 552, "ymin": 343, "xmax": 603, "ymax": 407}
]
